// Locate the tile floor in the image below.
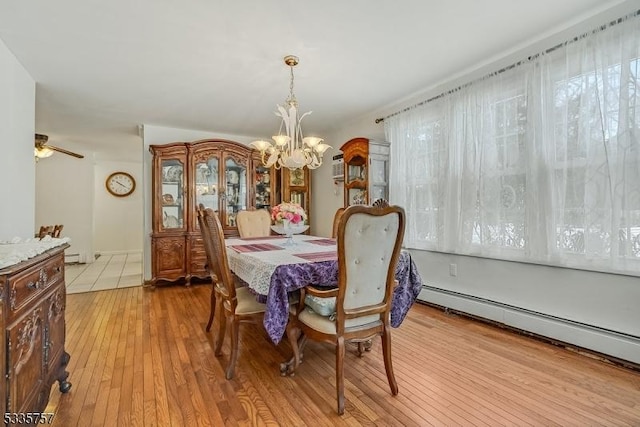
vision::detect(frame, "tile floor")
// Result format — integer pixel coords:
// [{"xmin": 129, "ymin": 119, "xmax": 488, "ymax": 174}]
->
[{"xmin": 65, "ymin": 252, "xmax": 142, "ymax": 294}]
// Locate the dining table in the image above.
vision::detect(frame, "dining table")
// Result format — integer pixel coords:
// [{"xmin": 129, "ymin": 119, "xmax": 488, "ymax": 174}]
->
[{"xmin": 225, "ymin": 233, "xmax": 424, "ymax": 344}]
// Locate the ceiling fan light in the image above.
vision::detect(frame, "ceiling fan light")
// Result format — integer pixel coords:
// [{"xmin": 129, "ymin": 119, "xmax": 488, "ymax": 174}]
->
[{"xmin": 34, "ymin": 147, "xmax": 54, "ymax": 158}]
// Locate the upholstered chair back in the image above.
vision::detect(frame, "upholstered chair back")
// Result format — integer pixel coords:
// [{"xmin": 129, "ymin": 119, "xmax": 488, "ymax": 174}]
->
[
  {"xmin": 335, "ymin": 204, "xmax": 405, "ymax": 331},
  {"xmin": 236, "ymin": 209, "xmax": 272, "ymax": 238}
]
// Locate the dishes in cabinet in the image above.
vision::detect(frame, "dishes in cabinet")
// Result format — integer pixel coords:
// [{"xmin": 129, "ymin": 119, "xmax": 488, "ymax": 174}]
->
[
  {"xmin": 162, "ymin": 194, "xmax": 174, "ymax": 205},
  {"xmin": 227, "ymin": 170, "xmax": 239, "ymax": 185},
  {"xmin": 196, "ymin": 163, "xmax": 216, "ymax": 183},
  {"xmin": 163, "ymin": 165, "xmax": 182, "ymax": 182},
  {"xmin": 163, "ymin": 212, "xmax": 180, "ymax": 228}
]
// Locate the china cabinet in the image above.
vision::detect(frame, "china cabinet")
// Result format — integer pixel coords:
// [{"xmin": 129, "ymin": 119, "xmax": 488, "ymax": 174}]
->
[
  {"xmin": 281, "ymin": 167, "xmax": 311, "ymax": 231},
  {"xmin": 0, "ymin": 244, "xmax": 72, "ymax": 416},
  {"xmin": 149, "ymin": 139, "xmax": 298, "ymax": 286},
  {"xmin": 254, "ymin": 161, "xmax": 279, "ymax": 212},
  {"xmin": 340, "ymin": 137, "xmax": 390, "ymax": 207}
]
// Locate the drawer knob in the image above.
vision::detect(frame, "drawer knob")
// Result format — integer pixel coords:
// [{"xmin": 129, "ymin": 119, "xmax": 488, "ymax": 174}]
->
[
  {"xmin": 27, "ymin": 269, "xmax": 48, "ymax": 290},
  {"xmin": 27, "ymin": 281, "xmax": 41, "ymax": 290}
]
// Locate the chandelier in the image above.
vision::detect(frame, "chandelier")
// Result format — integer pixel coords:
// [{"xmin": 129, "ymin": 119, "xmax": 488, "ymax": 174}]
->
[{"xmin": 251, "ymin": 55, "xmax": 330, "ymax": 170}]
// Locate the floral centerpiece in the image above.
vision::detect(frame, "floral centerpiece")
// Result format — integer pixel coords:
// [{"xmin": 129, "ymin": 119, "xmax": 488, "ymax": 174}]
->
[
  {"xmin": 271, "ymin": 202, "xmax": 308, "ymax": 245},
  {"xmin": 271, "ymin": 202, "xmax": 307, "ymax": 225}
]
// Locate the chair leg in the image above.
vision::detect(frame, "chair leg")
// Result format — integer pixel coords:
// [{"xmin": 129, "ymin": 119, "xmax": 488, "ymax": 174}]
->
[
  {"xmin": 381, "ymin": 327, "xmax": 398, "ymax": 395},
  {"xmin": 214, "ymin": 306, "xmax": 226, "ymax": 357},
  {"xmin": 206, "ymin": 288, "xmax": 217, "ymax": 332},
  {"xmin": 226, "ymin": 315, "xmax": 240, "ymax": 380},
  {"xmin": 281, "ymin": 323, "xmax": 306, "ymax": 376},
  {"xmin": 336, "ymin": 336, "xmax": 346, "ymax": 415},
  {"xmin": 282, "ymin": 322, "xmax": 298, "ymax": 376}
]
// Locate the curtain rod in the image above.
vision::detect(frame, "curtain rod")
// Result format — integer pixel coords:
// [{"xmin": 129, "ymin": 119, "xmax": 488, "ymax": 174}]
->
[{"xmin": 375, "ymin": 8, "xmax": 640, "ymax": 124}]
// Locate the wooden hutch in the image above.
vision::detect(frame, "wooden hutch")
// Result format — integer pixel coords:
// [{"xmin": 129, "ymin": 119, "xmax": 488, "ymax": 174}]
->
[
  {"xmin": 340, "ymin": 137, "xmax": 390, "ymax": 206},
  {"xmin": 149, "ymin": 139, "xmax": 311, "ymax": 286}
]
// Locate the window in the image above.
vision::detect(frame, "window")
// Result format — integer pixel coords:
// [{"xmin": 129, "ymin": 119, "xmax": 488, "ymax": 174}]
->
[{"xmin": 387, "ymin": 14, "xmax": 640, "ymax": 275}]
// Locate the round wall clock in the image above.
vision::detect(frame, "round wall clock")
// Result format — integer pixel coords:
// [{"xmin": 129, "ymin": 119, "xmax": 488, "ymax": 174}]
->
[{"xmin": 106, "ymin": 171, "xmax": 136, "ymax": 197}]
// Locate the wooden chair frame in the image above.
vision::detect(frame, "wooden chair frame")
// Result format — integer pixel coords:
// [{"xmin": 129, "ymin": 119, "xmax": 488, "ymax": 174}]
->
[
  {"xmin": 196, "ymin": 204, "xmax": 266, "ymax": 379},
  {"xmin": 331, "ymin": 207, "xmax": 346, "ymax": 239},
  {"xmin": 285, "ymin": 203, "xmax": 405, "ymax": 414}
]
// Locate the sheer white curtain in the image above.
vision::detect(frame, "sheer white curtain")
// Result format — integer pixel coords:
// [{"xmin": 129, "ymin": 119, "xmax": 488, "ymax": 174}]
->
[{"xmin": 387, "ymin": 14, "xmax": 640, "ymax": 275}]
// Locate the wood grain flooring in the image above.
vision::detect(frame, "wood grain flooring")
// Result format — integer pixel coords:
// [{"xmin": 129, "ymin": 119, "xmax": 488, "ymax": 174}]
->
[{"xmin": 46, "ymin": 284, "xmax": 640, "ymax": 426}]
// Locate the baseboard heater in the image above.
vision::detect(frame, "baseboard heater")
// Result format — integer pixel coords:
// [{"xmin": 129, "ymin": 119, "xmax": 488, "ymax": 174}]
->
[{"xmin": 418, "ymin": 285, "xmax": 640, "ymax": 370}]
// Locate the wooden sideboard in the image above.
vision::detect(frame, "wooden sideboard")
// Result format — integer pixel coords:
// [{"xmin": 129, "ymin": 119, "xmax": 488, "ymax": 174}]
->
[{"xmin": 0, "ymin": 244, "xmax": 72, "ymax": 415}]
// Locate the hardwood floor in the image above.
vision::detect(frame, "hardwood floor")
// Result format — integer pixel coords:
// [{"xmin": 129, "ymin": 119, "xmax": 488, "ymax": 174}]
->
[{"xmin": 47, "ymin": 284, "xmax": 640, "ymax": 426}]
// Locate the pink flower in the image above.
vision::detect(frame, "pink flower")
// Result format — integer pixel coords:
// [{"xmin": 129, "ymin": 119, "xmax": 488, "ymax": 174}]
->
[{"xmin": 271, "ymin": 202, "xmax": 307, "ymax": 225}]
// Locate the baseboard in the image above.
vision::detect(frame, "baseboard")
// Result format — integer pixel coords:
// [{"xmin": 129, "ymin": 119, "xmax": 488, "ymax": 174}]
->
[
  {"xmin": 418, "ymin": 286, "xmax": 640, "ymax": 367},
  {"xmin": 95, "ymin": 250, "xmax": 142, "ymax": 256}
]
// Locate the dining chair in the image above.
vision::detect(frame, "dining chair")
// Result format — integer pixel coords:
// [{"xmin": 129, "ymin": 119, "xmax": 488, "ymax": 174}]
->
[
  {"xmin": 372, "ymin": 198, "xmax": 389, "ymax": 208},
  {"xmin": 285, "ymin": 203, "xmax": 405, "ymax": 414},
  {"xmin": 236, "ymin": 209, "xmax": 272, "ymax": 238},
  {"xmin": 331, "ymin": 207, "xmax": 345, "ymax": 239},
  {"xmin": 51, "ymin": 224, "xmax": 64, "ymax": 238},
  {"xmin": 196, "ymin": 204, "xmax": 267, "ymax": 380},
  {"xmin": 37, "ymin": 225, "xmax": 54, "ymax": 239}
]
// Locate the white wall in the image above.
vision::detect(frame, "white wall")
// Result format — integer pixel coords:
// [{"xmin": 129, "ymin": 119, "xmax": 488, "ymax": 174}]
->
[
  {"xmin": 0, "ymin": 37, "xmax": 35, "ymax": 240},
  {"xmin": 311, "ymin": 2, "xmax": 640, "ymax": 364},
  {"xmin": 35, "ymin": 143, "xmax": 94, "ymax": 262},
  {"xmin": 94, "ymin": 160, "xmax": 143, "ymax": 255},
  {"xmin": 34, "ymin": 140, "xmax": 143, "ymax": 262}
]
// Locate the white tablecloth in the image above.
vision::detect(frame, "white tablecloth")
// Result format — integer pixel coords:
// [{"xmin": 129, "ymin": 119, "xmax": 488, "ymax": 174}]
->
[
  {"xmin": 0, "ymin": 236, "xmax": 71, "ymax": 269},
  {"xmin": 225, "ymin": 235, "xmax": 336, "ymax": 296}
]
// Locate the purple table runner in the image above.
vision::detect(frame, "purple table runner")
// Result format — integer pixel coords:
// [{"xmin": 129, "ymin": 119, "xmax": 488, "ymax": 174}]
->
[
  {"xmin": 262, "ymin": 251, "xmax": 424, "ymax": 344},
  {"xmin": 229, "ymin": 243, "xmax": 283, "ymax": 253}
]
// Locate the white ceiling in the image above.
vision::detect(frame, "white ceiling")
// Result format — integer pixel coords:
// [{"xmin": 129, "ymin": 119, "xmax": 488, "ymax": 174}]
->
[{"xmin": 0, "ymin": 0, "xmax": 632, "ymax": 155}]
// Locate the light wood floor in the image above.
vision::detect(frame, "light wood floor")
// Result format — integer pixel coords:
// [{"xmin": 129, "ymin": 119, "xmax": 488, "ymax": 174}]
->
[{"xmin": 46, "ymin": 284, "xmax": 640, "ymax": 426}]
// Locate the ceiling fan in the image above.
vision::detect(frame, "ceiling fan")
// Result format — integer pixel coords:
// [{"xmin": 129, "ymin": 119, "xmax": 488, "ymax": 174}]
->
[{"xmin": 34, "ymin": 133, "xmax": 84, "ymax": 159}]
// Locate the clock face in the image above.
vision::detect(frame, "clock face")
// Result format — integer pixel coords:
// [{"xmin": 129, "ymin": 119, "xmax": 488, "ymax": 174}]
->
[{"xmin": 106, "ymin": 172, "xmax": 136, "ymax": 197}]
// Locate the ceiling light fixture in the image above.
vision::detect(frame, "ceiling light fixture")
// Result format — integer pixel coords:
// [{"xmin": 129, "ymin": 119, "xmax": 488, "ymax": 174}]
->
[
  {"xmin": 34, "ymin": 147, "xmax": 54, "ymax": 159},
  {"xmin": 251, "ymin": 55, "xmax": 330, "ymax": 170}
]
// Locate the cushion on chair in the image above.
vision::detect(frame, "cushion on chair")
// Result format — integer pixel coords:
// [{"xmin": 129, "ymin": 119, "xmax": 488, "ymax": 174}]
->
[
  {"xmin": 236, "ymin": 210, "xmax": 271, "ymax": 238},
  {"xmin": 304, "ymin": 294, "xmax": 336, "ymax": 317},
  {"xmin": 234, "ymin": 286, "xmax": 266, "ymax": 315},
  {"xmin": 298, "ymin": 307, "xmax": 381, "ymax": 334}
]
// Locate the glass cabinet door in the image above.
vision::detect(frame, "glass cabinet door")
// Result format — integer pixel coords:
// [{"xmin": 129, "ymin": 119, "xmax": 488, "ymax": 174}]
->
[
  {"xmin": 346, "ymin": 156, "xmax": 366, "ymax": 184},
  {"xmin": 254, "ymin": 165, "xmax": 272, "ymax": 210},
  {"xmin": 195, "ymin": 156, "xmax": 220, "ymax": 215},
  {"xmin": 289, "ymin": 190, "xmax": 308, "ymax": 216},
  {"xmin": 369, "ymin": 155, "xmax": 388, "ymax": 202},
  {"xmin": 160, "ymin": 159, "xmax": 185, "ymax": 230},
  {"xmin": 223, "ymin": 156, "xmax": 247, "ymax": 228}
]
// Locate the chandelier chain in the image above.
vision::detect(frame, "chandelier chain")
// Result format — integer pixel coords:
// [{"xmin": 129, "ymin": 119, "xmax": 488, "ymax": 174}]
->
[{"xmin": 287, "ymin": 63, "xmax": 297, "ymax": 108}]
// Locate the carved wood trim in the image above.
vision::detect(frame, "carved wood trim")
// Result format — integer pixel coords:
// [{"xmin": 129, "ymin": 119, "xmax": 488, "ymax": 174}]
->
[{"xmin": 14, "ymin": 308, "xmax": 43, "ymax": 375}]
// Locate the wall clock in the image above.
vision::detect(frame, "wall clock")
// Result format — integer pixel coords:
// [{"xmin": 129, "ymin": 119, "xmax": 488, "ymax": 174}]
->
[{"xmin": 106, "ymin": 171, "xmax": 136, "ymax": 197}]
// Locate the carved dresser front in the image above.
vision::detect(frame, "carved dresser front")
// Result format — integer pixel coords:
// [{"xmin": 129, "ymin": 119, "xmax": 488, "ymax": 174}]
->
[{"xmin": 0, "ymin": 243, "xmax": 71, "ymax": 416}]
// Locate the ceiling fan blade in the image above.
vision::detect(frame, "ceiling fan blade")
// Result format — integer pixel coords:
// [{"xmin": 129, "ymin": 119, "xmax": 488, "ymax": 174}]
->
[{"xmin": 49, "ymin": 145, "xmax": 85, "ymax": 159}]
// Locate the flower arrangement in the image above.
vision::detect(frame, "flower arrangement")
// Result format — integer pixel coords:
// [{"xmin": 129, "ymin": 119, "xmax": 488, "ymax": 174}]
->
[{"xmin": 271, "ymin": 202, "xmax": 307, "ymax": 225}]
